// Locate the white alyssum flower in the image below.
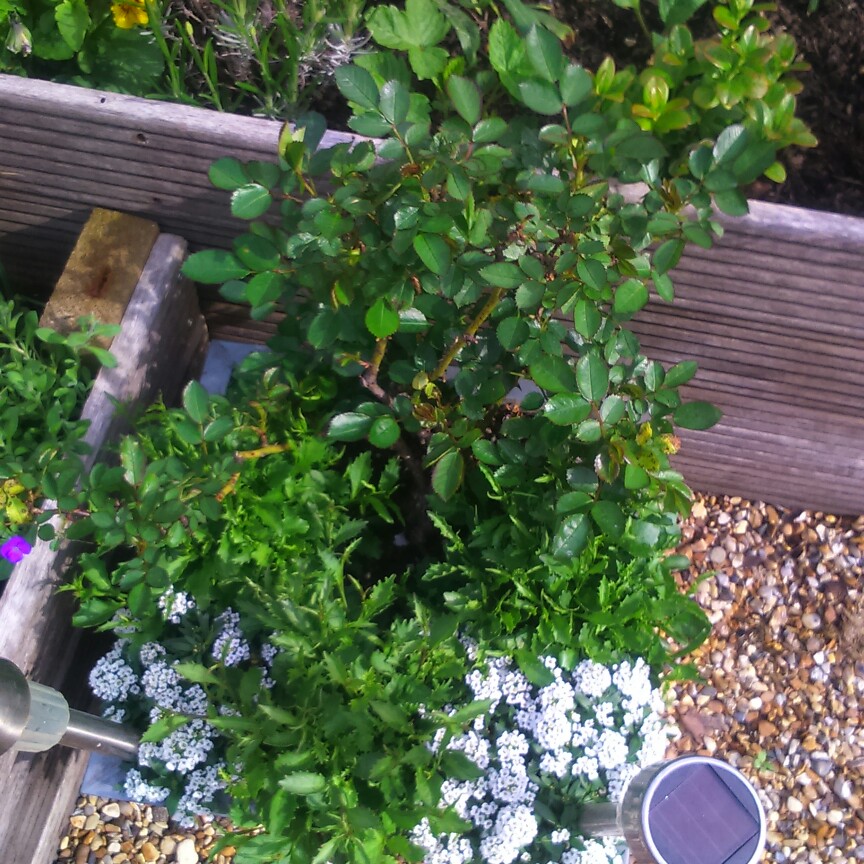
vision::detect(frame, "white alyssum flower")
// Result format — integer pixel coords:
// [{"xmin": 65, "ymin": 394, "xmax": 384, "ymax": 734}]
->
[
  {"xmin": 158, "ymin": 590, "xmax": 195, "ymax": 624},
  {"xmin": 123, "ymin": 768, "xmax": 170, "ymax": 804},
  {"xmin": 211, "ymin": 607, "xmax": 251, "ymax": 666},
  {"xmin": 89, "ymin": 641, "xmax": 140, "ymax": 702},
  {"xmin": 413, "ymin": 650, "xmax": 674, "ymax": 864}
]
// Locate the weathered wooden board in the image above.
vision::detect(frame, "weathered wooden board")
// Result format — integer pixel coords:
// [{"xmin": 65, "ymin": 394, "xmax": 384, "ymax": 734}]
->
[
  {"xmin": 0, "ymin": 232, "xmax": 207, "ymax": 864},
  {"xmin": 0, "ymin": 74, "xmax": 357, "ymax": 297},
  {"xmin": 1, "ymin": 74, "xmax": 863, "ymax": 513}
]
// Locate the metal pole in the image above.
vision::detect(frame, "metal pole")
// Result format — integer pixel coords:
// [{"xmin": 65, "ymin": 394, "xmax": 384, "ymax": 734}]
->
[
  {"xmin": 61, "ymin": 708, "xmax": 139, "ymax": 759},
  {"xmin": 578, "ymin": 801, "xmax": 620, "ymax": 836},
  {"xmin": 0, "ymin": 657, "xmax": 139, "ymax": 759}
]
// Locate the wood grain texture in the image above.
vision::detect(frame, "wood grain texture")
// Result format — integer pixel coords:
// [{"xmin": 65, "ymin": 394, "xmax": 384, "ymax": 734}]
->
[
  {"xmin": 0, "ymin": 233, "xmax": 207, "ymax": 864},
  {"xmin": 2, "ymin": 74, "xmax": 864, "ymax": 512}
]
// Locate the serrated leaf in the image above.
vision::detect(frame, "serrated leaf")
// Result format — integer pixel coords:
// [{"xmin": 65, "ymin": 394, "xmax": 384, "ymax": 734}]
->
[
  {"xmin": 365, "ymin": 298, "xmax": 400, "ymax": 338},
  {"xmin": 480, "ymin": 262, "xmax": 524, "ymax": 289},
  {"xmin": 591, "ymin": 500, "xmax": 625, "ymax": 539},
  {"xmin": 525, "ymin": 24, "xmax": 564, "ymax": 83},
  {"xmin": 543, "ymin": 393, "xmax": 592, "ymax": 425},
  {"xmin": 551, "ymin": 513, "xmax": 590, "ymax": 559},
  {"xmin": 653, "ymin": 238, "xmax": 684, "ymax": 275},
  {"xmin": 234, "ymin": 234, "xmax": 280, "ymax": 270},
  {"xmin": 231, "ymin": 184, "xmax": 272, "ymax": 219},
  {"xmin": 369, "ymin": 416, "xmax": 400, "ymax": 448},
  {"xmin": 560, "ymin": 63, "xmax": 593, "ymax": 105},
  {"xmin": 413, "ymin": 234, "xmax": 451, "ymax": 275},
  {"xmin": 496, "ymin": 316, "xmax": 530, "ymax": 349},
  {"xmin": 473, "ymin": 117, "xmax": 509, "ymax": 143},
  {"xmin": 380, "ymin": 79, "xmax": 410, "ymax": 124},
  {"xmin": 182, "ymin": 380, "xmax": 210, "ymax": 424},
  {"xmin": 182, "ymin": 250, "xmax": 250, "ymax": 284},
  {"xmin": 613, "ymin": 278, "xmax": 649, "ymax": 318},
  {"xmin": 530, "ymin": 355, "xmax": 577, "ymax": 393},
  {"xmin": 328, "ymin": 412, "xmax": 373, "ymax": 441},
  {"xmin": 576, "ymin": 352, "xmax": 608, "ymax": 401},
  {"xmin": 446, "ymin": 75, "xmax": 482, "ymax": 125},
  {"xmin": 335, "ymin": 65, "xmax": 380, "ymax": 109},
  {"xmin": 674, "ymin": 401, "xmax": 722, "ymax": 430},
  {"xmin": 664, "ymin": 360, "xmax": 698, "ymax": 388},
  {"xmin": 432, "ymin": 450, "xmax": 464, "ymax": 500},
  {"xmin": 518, "ymin": 79, "xmax": 563, "ymax": 115},
  {"xmin": 573, "ymin": 299, "xmax": 601, "ymax": 339},
  {"xmin": 279, "ymin": 772, "xmax": 327, "ymax": 795}
]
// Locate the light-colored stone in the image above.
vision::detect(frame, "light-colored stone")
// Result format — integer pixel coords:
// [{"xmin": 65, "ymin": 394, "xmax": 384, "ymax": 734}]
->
[{"xmin": 176, "ymin": 837, "xmax": 198, "ymax": 864}]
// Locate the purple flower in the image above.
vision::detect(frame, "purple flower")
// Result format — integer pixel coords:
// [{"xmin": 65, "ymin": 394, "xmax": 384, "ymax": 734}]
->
[{"xmin": 1, "ymin": 535, "xmax": 32, "ymax": 564}]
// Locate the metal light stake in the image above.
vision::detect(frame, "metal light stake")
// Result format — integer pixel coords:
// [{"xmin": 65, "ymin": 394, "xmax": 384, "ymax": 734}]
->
[
  {"xmin": 580, "ymin": 756, "xmax": 767, "ymax": 864},
  {"xmin": 0, "ymin": 658, "xmax": 138, "ymax": 759}
]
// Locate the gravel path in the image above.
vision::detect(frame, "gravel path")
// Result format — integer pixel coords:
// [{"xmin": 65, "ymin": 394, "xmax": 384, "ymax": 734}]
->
[{"xmin": 54, "ymin": 493, "xmax": 864, "ymax": 863}]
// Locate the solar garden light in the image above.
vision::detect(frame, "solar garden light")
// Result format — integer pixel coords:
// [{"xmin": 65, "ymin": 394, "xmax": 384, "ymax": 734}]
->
[
  {"xmin": 579, "ymin": 756, "xmax": 767, "ymax": 864},
  {"xmin": 0, "ymin": 658, "xmax": 138, "ymax": 760}
]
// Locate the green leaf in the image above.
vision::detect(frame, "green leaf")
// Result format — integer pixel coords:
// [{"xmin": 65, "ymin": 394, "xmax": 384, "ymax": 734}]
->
[
  {"xmin": 405, "ymin": 0, "xmax": 451, "ymax": 45},
  {"xmin": 369, "ymin": 416, "xmax": 401, "ymax": 448},
  {"xmin": 329, "ymin": 412, "xmax": 374, "ymax": 441},
  {"xmin": 365, "ymin": 298, "xmax": 400, "ymax": 338},
  {"xmin": 551, "ymin": 513, "xmax": 590, "ymax": 559},
  {"xmin": 496, "ymin": 317, "xmax": 530, "ymax": 349},
  {"xmin": 658, "ymin": 0, "xmax": 708, "ymax": 25},
  {"xmin": 480, "ymin": 262, "xmax": 524, "ymax": 289},
  {"xmin": 624, "ymin": 462, "xmax": 649, "ymax": 489},
  {"xmin": 473, "ymin": 117, "xmax": 509, "ymax": 143},
  {"xmin": 182, "ymin": 380, "xmax": 210, "ymax": 424},
  {"xmin": 432, "ymin": 450, "xmax": 464, "ymax": 501},
  {"xmin": 208, "ymin": 158, "xmax": 250, "ymax": 191},
  {"xmin": 652, "ymin": 239, "xmax": 684, "ymax": 275},
  {"xmin": 713, "ymin": 124, "xmax": 749, "ymax": 164},
  {"xmin": 573, "ymin": 299, "xmax": 601, "ymax": 339},
  {"xmin": 664, "ymin": 360, "xmax": 698, "ymax": 388},
  {"xmin": 234, "ymin": 234, "xmax": 280, "ymax": 270},
  {"xmin": 175, "ymin": 662, "xmax": 220, "ymax": 685},
  {"xmin": 447, "ymin": 165, "xmax": 471, "ymax": 201},
  {"xmin": 560, "ymin": 64, "xmax": 593, "ymax": 105},
  {"xmin": 674, "ymin": 401, "xmax": 722, "ymax": 430},
  {"xmin": 591, "ymin": 500, "xmax": 625, "ymax": 539},
  {"xmin": 530, "ymin": 356, "xmax": 577, "ymax": 393},
  {"xmin": 543, "ymin": 393, "xmax": 592, "ymax": 425},
  {"xmin": 514, "ymin": 650, "xmax": 556, "ymax": 686},
  {"xmin": 408, "ymin": 45, "xmax": 449, "ymax": 79},
  {"xmin": 518, "ymin": 79, "xmax": 563, "ymax": 115},
  {"xmin": 335, "ymin": 66, "xmax": 379, "ymax": 109},
  {"xmin": 613, "ymin": 278, "xmax": 649, "ymax": 318},
  {"xmin": 55, "ymin": 0, "xmax": 89, "ymax": 52},
  {"xmin": 141, "ymin": 714, "xmax": 189, "ymax": 744},
  {"xmin": 182, "ymin": 250, "xmax": 250, "ymax": 284},
  {"xmin": 576, "ymin": 352, "xmax": 608, "ymax": 401},
  {"xmin": 525, "ymin": 24, "xmax": 564, "ymax": 83},
  {"xmin": 279, "ymin": 772, "xmax": 327, "ymax": 795},
  {"xmin": 714, "ymin": 189, "xmax": 749, "ymax": 217},
  {"xmin": 231, "ymin": 184, "xmax": 272, "ymax": 220},
  {"xmin": 446, "ymin": 75, "xmax": 482, "ymax": 125},
  {"xmin": 379, "ymin": 79, "xmax": 410, "ymax": 124},
  {"xmin": 413, "ymin": 234, "xmax": 451, "ymax": 275}
]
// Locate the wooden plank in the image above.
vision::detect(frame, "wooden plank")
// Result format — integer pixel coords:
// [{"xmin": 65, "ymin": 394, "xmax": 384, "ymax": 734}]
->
[
  {"xmin": 41, "ymin": 209, "xmax": 159, "ymax": 338},
  {"xmin": 0, "ymin": 233, "xmax": 207, "ymax": 864}
]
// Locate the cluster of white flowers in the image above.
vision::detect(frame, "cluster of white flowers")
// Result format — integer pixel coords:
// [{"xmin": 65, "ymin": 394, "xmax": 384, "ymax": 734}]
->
[
  {"xmin": 211, "ymin": 607, "xmax": 251, "ymax": 666},
  {"xmin": 123, "ymin": 768, "xmax": 170, "ymax": 804},
  {"xmin": 158, "ymin": 590, "xmax": 196, "ymax": 624},
  {"xmin": 411, "ymin": 652, "xmax": 673, "ymax": 864},
  {"xmin": 89, "ymin": 640, "xmax": 140, "ymax": 703},
  {"xmin": 172, "ymin": 762, "xmax": 230, "ymax": 828}
]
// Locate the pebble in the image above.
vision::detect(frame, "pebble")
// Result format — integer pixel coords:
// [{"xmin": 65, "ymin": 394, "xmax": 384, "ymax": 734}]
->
[
  {"xmin": 668, "ymin": 492, "xmax": 864, "ymax": 863},
  {"xmin": 176, "ymin": 838, "xmax": 198, "ymax": 864}
]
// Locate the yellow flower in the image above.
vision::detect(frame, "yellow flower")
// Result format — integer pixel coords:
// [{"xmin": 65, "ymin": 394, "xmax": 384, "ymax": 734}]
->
[
  {"xmin": 111, "ymin": 0, "xmax": 148, "ymax": 28},
  {"xmin": 659, "ymin": 434, "xmax": 681, "ymax": 455},
  {"xmin": 635, "ymin": 422, "xmax": 653, "ymax": 446}
]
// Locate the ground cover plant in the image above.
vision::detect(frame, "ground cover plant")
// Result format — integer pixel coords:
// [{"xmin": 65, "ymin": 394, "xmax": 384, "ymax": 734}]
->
[
  {"xmin": 59, "ymin": 0, "xmax": 815, "ymax": 861},
  {"xmin": 0, "ymin": 293, "xmax": 116, "ymax": 578},
  {"xmin": 0, "ymin": 0, "xmax": 368, "ymax": 114}
]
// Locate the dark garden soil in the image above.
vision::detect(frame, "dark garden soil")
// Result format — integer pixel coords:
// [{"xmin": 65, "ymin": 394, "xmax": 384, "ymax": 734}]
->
[{"xmin": 552, "ymin": 0, "xmax": 864, "ymax": 216}]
